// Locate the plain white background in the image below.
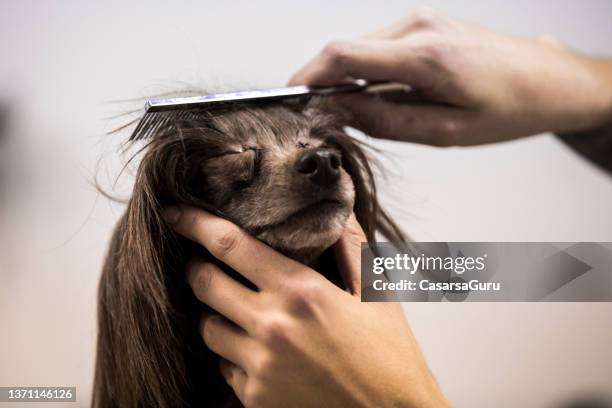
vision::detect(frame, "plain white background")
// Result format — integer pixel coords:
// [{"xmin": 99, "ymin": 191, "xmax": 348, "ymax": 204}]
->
[{"xmin": 1, "ymin": 1, "xmax": 611, "ymax": 407}]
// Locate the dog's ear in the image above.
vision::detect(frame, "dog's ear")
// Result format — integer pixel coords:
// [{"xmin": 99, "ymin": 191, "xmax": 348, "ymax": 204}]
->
[
  {"xmin": 94, "ymin": 163, "xmax": 188, "ymax": 407},
  {"xmin": 94, "ymin": 132, "xmax": 218, "ymax": 407},
  {"xmin": 95, "ymin": 128, "xmax": 234, "ymax": 407}
]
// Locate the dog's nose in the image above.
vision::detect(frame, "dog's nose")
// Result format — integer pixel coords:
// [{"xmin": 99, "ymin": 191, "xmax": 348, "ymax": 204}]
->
[{"xmin": 296, "ymin": 149, "xmax": 341, "ymax": 186}]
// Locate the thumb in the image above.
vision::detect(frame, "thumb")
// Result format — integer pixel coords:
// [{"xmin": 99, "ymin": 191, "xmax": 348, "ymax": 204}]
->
[{"xmin": 333, "ymin": 213, "xmax": 366, "ymax": 297}]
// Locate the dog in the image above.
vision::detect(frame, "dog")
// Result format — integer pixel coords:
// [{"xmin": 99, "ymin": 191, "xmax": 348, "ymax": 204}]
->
[{"xmin": 93, "ymin": 97, "xmax": 406, "ymax": 407}]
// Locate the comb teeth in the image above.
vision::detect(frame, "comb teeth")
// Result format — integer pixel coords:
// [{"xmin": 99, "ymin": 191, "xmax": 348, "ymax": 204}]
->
[
  {"xmin": 130, "ymin": 111, "xmax": 159, "ymax": 141},
  {"xmin": 129, "ymin": 110, "xmax": 193, "ymax": 141}
]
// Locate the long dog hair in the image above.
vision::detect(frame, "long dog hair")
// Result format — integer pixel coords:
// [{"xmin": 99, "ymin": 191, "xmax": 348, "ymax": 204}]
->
[{"xmin": 93, "ymin": 97, "xmax": 406, "ymax": 407}]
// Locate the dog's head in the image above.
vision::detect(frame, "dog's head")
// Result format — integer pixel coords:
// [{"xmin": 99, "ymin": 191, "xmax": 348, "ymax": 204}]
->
[
  {"xmin": 197, "ymin": 105, "xmax": 356, "ymax": 262},
  {"xmin": 129, "ymin": 98, "xmax": 403, "ymax": 263}
]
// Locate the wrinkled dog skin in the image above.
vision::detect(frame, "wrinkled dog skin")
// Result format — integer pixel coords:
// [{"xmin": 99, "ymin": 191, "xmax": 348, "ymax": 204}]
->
[{"xmin": 93, "ymin": 98, "xmax": 406, "ymax": 408}]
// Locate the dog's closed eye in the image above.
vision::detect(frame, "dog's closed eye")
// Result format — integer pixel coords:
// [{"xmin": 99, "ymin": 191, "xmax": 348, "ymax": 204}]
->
[{"xmin": 204, "ymin": 147, "xmax": 262, "ymax": 189}]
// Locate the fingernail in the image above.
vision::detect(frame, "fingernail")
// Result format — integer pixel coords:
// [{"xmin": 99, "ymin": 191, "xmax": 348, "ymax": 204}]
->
[{"xmin": 162, "ymin": 206, "xmax": 181, "ymax": 224}]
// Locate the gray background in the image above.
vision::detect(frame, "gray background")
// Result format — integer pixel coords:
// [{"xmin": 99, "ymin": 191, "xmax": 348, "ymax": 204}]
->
[{"xmin": 1, "ymin": 0, "xmax": 611, "ymax": 407}]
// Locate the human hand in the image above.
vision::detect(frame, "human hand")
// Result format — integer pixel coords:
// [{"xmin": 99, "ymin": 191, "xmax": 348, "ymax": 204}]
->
[
  {"xmin": 290, "ymin": 8, "xmax": 612, "ymax": 146},
  {"xmin": 163, "ymin": 205, "xmax": 451, "ymax": 408}
]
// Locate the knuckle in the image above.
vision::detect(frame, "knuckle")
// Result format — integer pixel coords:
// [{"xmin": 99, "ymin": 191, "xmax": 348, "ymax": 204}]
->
[
  {"xmin": 408, "ymin": 7, "xmax": 438, "ymax": 29},
  {"xmin": 437, "ymin": 121, "xmax": 462, "ymax": 146},
  {"xmin": 242, "ymin": 313, "xmax": 258, "ymax": 336},
  {"xmin": 249, "ymin": 352, "xmax": 273, "ymax": 377},
  {"xmin": 189, "ymin": 210, "xmax": 209, "ymax": 232},
  {"xmin": 415, "ymin": 39, "xmax": 447, "ymax": 68},
  {"xmin": 322, "ymin": 41, "xmax": 350, "ymax": 64},
  {"xmin": 442, "ymin": 119, "xmax": 460, "ymax": 136},
  {"xmin": 257, "ymin": 314, "xmax": 292, "ymax": 347},
  {"xmin": 285, "ymin": 281, "xmax": 323, "ymax": 315},
  {"xmin": 201, "ymin": 315, "xmax": 222, "ymax": 346},
  {"xmin": 211, "ymin": 224, "xmax": 243, "ymax": 258},
  {"xmin": 242, "ymin": 382, "xmax": 265, "ymax": 408}
]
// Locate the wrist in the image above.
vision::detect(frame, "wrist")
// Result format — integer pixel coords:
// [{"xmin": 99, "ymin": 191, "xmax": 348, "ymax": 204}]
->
[
  {"xmin": 516, "ymin": 44, "xmax": 612, "ymax": 136},
  {"xmin": 556, "ymin": 55, "xmax": 612, "ymax": 133},
  {"xmin": 587, "ymin": 57, "xmax": 612, "ymax": 124}
]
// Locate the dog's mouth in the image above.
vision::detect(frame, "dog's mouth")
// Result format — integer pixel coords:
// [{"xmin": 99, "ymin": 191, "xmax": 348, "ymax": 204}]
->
[
  {"xmin": 249, "ymin": 198, "xmax": 348, "ymax": 236},
  {"xmin": 290, "ymin": 198, "xmax": 345, "ymax": 219}
]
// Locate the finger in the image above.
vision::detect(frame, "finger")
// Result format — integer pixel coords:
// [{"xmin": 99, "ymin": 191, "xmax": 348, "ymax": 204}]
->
[
  {"xmin": 364, "ymin": 7, "xmax": 439, "ymax": 40},
  {"xmin": 164, "ymin": 205, "xmax": 302, "ymax": 290},
  {"xmin": 333, "ymin": 213, "xmax": 366, "ymax": 296},
  {"xmin": 289, "ymin": 39, "xmax": 430, "ymax": 88},
  {"xmin": 187, "ymin": 260, "xmax": 259, "ymax": 331},
  {"xmin": 364, "ymin": 19, "xmax": 411, "ymax": 40},
  {"xmin": 219, "ymin": 358, "xmax": 248, "ymax": 401},
  {"xmin": 200, "ymin": 314, "xmax": 256, "ymax": 368},
  {"xmin": 335, "ymin": 93, "xmax": 469, "ymax": 146}
]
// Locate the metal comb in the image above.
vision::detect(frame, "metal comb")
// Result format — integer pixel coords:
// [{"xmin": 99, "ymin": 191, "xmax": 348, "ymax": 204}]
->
[{"xmin": 130, "ymin": 80, "xmax": 415, "ymax": 140}]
